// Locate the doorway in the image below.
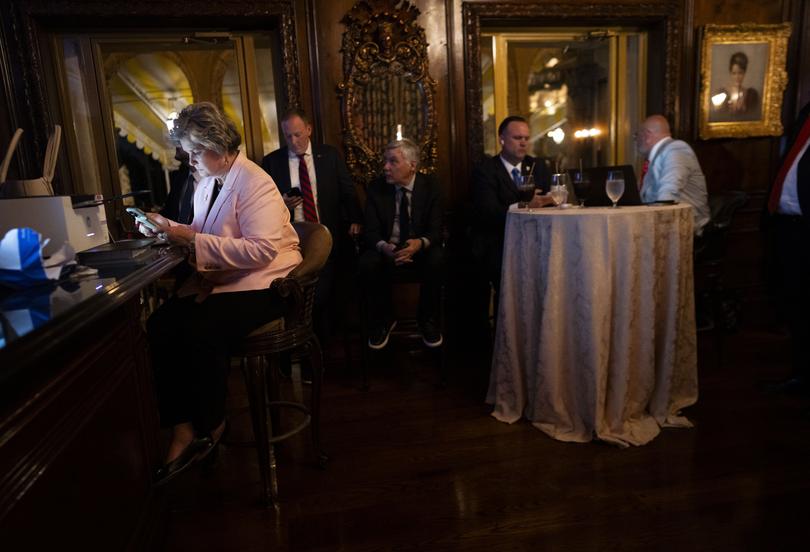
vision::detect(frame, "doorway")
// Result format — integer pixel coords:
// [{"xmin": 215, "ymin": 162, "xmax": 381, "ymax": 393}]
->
[{"xmin": 53, "ymin": 32, "xmax": 283, "ymax": 217}]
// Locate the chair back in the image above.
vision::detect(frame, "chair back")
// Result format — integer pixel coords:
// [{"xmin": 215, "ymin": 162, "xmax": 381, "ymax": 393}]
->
[
  {"xmin": 279, "ymin": 222, "xmax": 332, "ymax": 328},
  {"xmin": 289, "ymin": 222, "xmax": 333, "ymax": 280},
  {"xmin": 0, "ymin": 126, "xmax": 61, "ymax": 198},
  {"xmin": 697, "ymin": 190, "xmax": 748, "ymax": 263},
  {"xmin": 708, "ymin": 190, "xmax": 748, "ymax": 231}
]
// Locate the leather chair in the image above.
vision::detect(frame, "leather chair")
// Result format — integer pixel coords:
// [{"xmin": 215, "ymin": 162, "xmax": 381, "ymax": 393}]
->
[
  {"xmin": 695, "ymin": 191, "xmax": 748, "ymax": 331},
  {"xmin": 230, "ymin": 221, "xmax": 332, "ymax": 506},
  {"xmin": 694, "ymin": 191, "xmax": 748, "ymax": 364}
]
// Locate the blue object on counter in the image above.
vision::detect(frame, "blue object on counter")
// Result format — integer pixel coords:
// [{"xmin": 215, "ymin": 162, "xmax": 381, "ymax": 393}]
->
[{"xmin": 0, "ymin": 228, "xmax": 49, "ymax": 289}]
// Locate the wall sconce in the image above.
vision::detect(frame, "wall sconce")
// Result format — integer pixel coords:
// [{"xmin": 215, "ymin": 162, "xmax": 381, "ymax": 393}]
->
[{"xmin": 574, "ymin": 128, "xmax": 602, "ymax": 139}]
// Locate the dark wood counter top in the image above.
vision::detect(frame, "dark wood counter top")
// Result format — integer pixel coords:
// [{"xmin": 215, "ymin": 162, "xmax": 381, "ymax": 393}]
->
[{"xmin": 0, "ymin": 245, "xmax": 184, "ymax": 550}]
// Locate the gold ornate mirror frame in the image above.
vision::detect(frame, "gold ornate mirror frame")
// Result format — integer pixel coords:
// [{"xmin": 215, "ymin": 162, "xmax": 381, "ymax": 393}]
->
[{"xmin": 338, "ymin": 0, "xmax": 438, "ymax": 186}]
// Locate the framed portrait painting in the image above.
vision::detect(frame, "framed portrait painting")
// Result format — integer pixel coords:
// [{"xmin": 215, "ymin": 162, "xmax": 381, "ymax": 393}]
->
[{"xmin": 698, "ymin": 23, "xmax": 791, "ymax": 139}]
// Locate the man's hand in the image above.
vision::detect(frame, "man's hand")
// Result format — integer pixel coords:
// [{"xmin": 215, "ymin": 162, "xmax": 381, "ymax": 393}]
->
[
  {"xmin": 348, "ymin": 223, "xmax": 362, "ymax": 238},
  {"xmin": 379, "ymin": 242, "xmax": 397, "ymax": 260},
  {"xmin": 393, "ymin": 238, "xmax": 422, "ymax": 265},
  {"xmin": 529, "ymin": 191, "xmax": 555, "ymax": 209},
  {"xmin": 283, "ymin": 193, "xmax": 303, "ymax": 210}
]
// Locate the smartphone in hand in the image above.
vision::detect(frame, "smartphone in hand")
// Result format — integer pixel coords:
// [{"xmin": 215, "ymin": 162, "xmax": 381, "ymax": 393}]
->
[
  {"xmin": 285, "ymin": 187, "xmax": 302, "ymax": 197},
  {"xmin": 126, "ymin": 207, "xmax": 160, "ymax": 232}
]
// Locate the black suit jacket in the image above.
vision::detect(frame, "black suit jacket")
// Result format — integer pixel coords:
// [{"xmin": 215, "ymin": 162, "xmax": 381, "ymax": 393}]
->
[
  {"xmin": 363, "ymin": 172, "xmax": 442, "ymax": 251},
  {"xmin": 161, "ymin": 167, "xmax": 195, "ymax": 225},
  {"xmin": 261, "ymin": 144, "xmax": 362, "ymax": 240},
  {"xmin": 470, "ymin": 154, "xmax": 551, "ymax": 235},
  {"xmin": 469, "ymin": 154, "xmax": 550, "ymax": 285}
]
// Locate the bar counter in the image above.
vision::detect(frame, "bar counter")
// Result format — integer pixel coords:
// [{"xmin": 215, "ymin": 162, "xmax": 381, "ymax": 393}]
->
[{"xmin": 0, "ymin": 246, "xmax": 184, "ymax": 550}]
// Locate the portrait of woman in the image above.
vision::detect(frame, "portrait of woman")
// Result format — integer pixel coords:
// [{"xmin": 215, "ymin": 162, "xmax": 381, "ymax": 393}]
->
[
  {"xmin": 709, "ymin": 50, "xmax": 763, "ymax": 122},
  {"xmin": 699, "ymin": 24, "xmax": 790, "ymax": 139}
]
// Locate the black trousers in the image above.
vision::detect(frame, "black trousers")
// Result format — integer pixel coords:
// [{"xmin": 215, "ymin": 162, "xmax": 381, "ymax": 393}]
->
[
  {"xmin": 147, "ymin": 288, "xmax": 285, "ymax": 434},
  {"xmin": 772, "ymin": 215, "xmax": 810, "ymax": 379},
  {"xmin": 358, "ymin": 245, "xmax": 444, "ymax": 328}
]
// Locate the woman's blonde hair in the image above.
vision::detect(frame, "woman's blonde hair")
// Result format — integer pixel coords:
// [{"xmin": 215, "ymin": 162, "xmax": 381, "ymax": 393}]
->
[{"xmin": 169, "ymin": 101, "xmax": 241, "ymax": 155}]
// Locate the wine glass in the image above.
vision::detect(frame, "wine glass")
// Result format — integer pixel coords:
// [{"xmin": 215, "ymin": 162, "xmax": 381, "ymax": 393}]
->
[
  {"xmin": 605, "ymin": 169, "xmax": 625, "ymax": 208},
  {"xmin": 517, "ymin": 175, "xmax": 535, "ymax": 208},
  {"xmin": 572, "ymin": 170, "xmax": 591, "ymax": 207}
]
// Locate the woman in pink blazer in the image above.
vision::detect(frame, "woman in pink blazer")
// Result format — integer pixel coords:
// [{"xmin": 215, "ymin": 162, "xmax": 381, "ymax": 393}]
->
[{"xmin": 142, "ymin": 102, "xmax": 302, "ymax": 485}]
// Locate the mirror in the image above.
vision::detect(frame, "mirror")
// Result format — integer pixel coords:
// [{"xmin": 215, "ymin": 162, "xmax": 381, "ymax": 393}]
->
[{"xmin": 339, "ymin": 0, "xmax": 437, "ymax": 186}]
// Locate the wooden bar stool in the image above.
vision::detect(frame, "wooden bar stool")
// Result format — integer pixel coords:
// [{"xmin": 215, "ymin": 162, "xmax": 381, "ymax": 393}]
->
[{"xmin": 230, "ymin": 222, "xmax": 332, "ymax": 506}]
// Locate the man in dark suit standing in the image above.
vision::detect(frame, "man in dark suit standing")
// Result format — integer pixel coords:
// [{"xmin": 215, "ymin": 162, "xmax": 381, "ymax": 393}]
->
[
  {"xmin": 262, "ymin": 109, "xmax": 362, "ymax": 343},
  {"xmin": 470, "ymin": 115, "xmax": 552, "ymax": 293},
  {"xmin": 360, "ymin": 138, "xmax": 444, "ymax": 349},
  {"xmin": 765, "ymin": 101, "xmax": 810, "ymax": 395}
]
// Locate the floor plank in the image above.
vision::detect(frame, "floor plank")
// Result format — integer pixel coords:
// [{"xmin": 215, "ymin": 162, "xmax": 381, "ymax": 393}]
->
[{"xmin": 161, "ymin": 328, "xmax": 810, "ymax": 551}]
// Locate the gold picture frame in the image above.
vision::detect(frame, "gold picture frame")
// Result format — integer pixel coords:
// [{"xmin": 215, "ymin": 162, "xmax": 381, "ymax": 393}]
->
[{"xmin": 698, "ymin": 23, "xmax": 791, "ymax": 139}]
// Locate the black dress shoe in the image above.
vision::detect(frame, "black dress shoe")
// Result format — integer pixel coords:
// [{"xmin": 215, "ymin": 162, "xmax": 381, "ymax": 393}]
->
[
  {"xmin": 154, "ymin": 437, "xmax": 213, "ymax": 486},
  {"xmin": 200, "ymin": 420, "xmax": 230, "ymax": 470}
]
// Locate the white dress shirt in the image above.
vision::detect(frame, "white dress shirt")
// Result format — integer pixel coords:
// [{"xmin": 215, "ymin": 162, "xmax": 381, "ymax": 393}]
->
[
  {"xmin": 287, "ymin": 142, "xmax": 320, "ymax": 222},
  {"xmin": 500, "ymin": 156, "xmax": 523, "ymax": 182},
  {"xmin": 778, "ymin": 138, "xmax": 808, "ymax": 216}
]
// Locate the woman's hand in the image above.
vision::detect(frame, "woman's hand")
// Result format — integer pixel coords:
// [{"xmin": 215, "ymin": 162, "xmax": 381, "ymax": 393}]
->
[
  {"xmin": 136, "ymin": 212, "xmax": 167, "ymax": 237},
  {"xmin": 146, "ymin": 213, "xmax": 196, "ymax": 246}
]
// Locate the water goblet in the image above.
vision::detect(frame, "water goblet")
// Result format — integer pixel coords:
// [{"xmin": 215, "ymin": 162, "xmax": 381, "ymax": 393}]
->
[
  {"xmin": 606, "ymin": 169, "xmax": 625, "ymax": 208},
  {"xmin": 550, "ymin": 173, "xmax": 570, "ymax": 208},
  {"xmin": 572, "ymin": 170, "xmax": 591, "ymax": 207}
]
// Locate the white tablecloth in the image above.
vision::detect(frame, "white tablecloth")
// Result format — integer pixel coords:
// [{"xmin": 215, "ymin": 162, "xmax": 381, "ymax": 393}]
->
[{"xmin": 486, "ymin": 204, "xmax": 698, "ymax": 446}]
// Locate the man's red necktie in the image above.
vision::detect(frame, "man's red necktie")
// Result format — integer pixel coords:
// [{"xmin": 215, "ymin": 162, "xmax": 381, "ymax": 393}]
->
[
  {"xmin": 639, "ymin": 159, "xmax": 649, "ymax": 191},
  {"xmin": 768, "ymin": 115, "xmax": 810, "ymax": 214},
  {"xmin": 297, "ymin": 153, "xmax": 318, "ymax": 222}
]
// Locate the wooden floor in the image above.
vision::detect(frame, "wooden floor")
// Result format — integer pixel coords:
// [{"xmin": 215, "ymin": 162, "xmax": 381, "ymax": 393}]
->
[{"xmin": 161, "ymin": 327, "xmax": 810, "ymax": 551}]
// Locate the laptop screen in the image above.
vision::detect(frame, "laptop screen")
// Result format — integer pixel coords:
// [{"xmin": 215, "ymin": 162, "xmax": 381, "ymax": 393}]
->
[{"xmin": 567, "ymin": 165, "xmax": 641, "ymax": 207}]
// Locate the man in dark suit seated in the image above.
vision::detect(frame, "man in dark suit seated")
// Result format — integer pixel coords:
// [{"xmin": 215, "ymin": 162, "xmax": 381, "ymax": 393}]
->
[
  {"xmin": 470, "ymin": 115, "xmax": 552, "ymax": 294},
  {"xmin": 261, "ymin": 108, "xmax": 362, "ymax": 343},
  {"xmin": 359, "ymin": 138, "xmax": 444, "ymax": 349}
]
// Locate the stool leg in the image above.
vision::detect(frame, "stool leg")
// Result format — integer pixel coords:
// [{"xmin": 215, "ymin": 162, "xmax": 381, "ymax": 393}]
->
[
  {"xmin": 308, "ymin": 336, "xmax": 328, "ymax": 467},
  {"xmin": 241, "ymin": 356, "xmax": 278, "ymax": 507},
  {"xmin": 360, "ymin": 300, "xmax": 370, "ymax": 391}
]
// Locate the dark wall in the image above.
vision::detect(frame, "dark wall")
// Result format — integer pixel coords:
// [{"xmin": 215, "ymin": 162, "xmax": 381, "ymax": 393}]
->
[{"xmin": 0, "ymin": 0, "xmax": 806, "ymax": 325}]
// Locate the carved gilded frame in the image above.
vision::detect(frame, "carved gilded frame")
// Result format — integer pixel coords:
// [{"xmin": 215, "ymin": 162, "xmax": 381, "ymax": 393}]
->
[
  {"xmin": 698, "ymin": 23, "xmax": 791, "ymax": 139},
  {"xmin": 338, "ymin": 0, "xmax": 438, "ymax": 186},
  {"xmin": 462, "ymin": 1, "xmax": 687, "ymax": 166}
]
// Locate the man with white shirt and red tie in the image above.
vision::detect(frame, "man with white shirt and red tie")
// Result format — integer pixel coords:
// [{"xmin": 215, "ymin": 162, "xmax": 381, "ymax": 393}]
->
[
  {"xmin": 262, "ymin": 109, "xmax": 362, "ymax": 345},
  {"xmin": 764, "ymin": 101, "xmax": 810, "ymax": 395},
  {"xmin": 636, "ymin": 114, "xmax": 710, "ymax": 235}
]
